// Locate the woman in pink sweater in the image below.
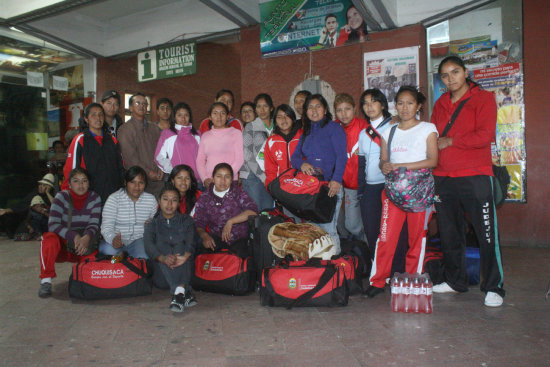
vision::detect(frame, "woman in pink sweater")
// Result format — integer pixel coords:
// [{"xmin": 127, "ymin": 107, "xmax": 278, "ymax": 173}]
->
[{"xmin": 196, "ymin": 102, "xmax": 244, "ymax": 188}]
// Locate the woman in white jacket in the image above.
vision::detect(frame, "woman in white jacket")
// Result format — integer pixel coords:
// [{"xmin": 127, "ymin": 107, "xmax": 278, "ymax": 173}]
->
[{"xmin": 99, "ymin": 166, "xmax": 158, "ymax": 259}]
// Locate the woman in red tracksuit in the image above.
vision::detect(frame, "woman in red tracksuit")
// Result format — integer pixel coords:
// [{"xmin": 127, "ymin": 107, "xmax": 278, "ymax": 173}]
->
[
  {"xmin": 333, "ymin": 93, "xmax": 367, "ymax": 242},
  {"xmin": 431, "ymin": 56, "xmax": 505, "ymax": 308},
  {"xmin": 264, "ymin": 104, "xmax": 303, "ymax": 188}
]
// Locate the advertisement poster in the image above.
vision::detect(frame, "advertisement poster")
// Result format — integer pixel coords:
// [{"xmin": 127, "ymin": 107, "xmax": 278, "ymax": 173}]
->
[
  {"xmin": 473, "ymin": 63, "xmax": 525, "ymax": 202},
  {"xmin": 137, "ymin": 41, "xmax": 196, "ymax": 82},
  {"xmin": 363, "ymin": 46, "xmax": 419, "ymax": 115},
  {"xmin": 260, "ymin": 0, "xmax": 368, "ymax": 58}
]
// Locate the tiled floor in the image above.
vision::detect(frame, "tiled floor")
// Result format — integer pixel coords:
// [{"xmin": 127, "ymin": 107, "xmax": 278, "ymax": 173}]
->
[{"xmin": 1, "ymin": 238, "xmax": 549, "ymax": 367}]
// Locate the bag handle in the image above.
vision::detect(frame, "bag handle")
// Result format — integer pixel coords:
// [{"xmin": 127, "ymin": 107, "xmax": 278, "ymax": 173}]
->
[
  {"xmin": 386, "ymin": 124, "xmax": 398, "ymax": 162},
  {"xmin": 441, "ymin": 97, "xmax": 471, "ymax": 137},
  {"xmin": 120, "ymin": 257, "xmax": 151, "ymax": 278},
  {"xmin": 287, "ymin": 264, "xmax": 336, "ymax": 309}
]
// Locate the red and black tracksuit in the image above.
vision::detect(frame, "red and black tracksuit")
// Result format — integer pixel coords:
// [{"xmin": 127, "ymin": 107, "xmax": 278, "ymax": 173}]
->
[
  {"xmin": 264, "ymin": 129, "xmax": 303, "ymax": 188},
  {"xmin": 432, "ymin": 83, "xmax": 505, "ymax": 297}
]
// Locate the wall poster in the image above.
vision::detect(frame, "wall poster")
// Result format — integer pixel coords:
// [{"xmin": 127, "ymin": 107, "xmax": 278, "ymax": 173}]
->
[
  {"xmin": 363, "ymin": 46, "xmax": 420, "ymax": 115},
  {"xmin": 260, "ymin": 0, "xmax": 369, "ymax": 58}
]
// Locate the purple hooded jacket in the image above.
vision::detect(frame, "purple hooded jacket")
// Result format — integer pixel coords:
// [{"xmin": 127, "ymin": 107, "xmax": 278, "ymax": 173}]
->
[
  {"xmin": 154, "ymin": 125, "xmax": 201, "ymax": 180},
  {"xmin": 194, "ymin": 182, "xmax": 258, "ymax": 244}
]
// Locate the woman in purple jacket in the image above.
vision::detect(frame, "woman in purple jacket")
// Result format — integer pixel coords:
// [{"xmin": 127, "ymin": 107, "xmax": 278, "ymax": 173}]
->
[
  {"xmin": 194, "ymin": 163, "xmax": 258, "ymax": 258},
  {"xmin": 291, "ymin": 94, "xmax": 347, "ymax": 254}
]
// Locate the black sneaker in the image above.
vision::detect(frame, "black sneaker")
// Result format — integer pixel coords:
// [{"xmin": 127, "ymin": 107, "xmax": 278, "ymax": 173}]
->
[
  {"xmin": 38, "ymin": 282, "xmax": 52, "ymax": 298},
  {"xmin": 184, "ymin": 291, "xmax": 198, "ymax": 308},
  {"xmin": 170, "ymin": 293, "xmax": 185, "ymax": 312},
  {"xmin": 362, "ymin": 285, "xmax": 384, "ymax": 298}
]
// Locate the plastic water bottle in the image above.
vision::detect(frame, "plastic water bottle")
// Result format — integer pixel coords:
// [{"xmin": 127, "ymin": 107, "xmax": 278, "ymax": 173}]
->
[
  {"xmin": 111, "ymin": 251, "xmax": 125, "ymax": 264},
  {"xmin": 412, "ymin": 275, "xmax": 422, "ymax": 313},
  {"xmin": 402, "ymin": 274, "xmax": 411, "ymax": 313},
  {"xmin": 390, "ymin": 273, "xmax": 401, "ymax": 312},
  {"xmin": 423, "ymin": 275, "xmax": 433, "ymax": 314}
]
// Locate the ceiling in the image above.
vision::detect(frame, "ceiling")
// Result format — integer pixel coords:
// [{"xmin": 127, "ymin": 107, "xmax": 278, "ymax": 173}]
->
[{"xmin": 0, "ymin": 0, "xmax": 490, "ymax": 58}]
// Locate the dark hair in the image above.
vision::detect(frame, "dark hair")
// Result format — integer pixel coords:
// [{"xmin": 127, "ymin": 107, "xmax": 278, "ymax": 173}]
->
[
  {"xmin": 325, "ymin": 13, "xmax": 337, "ymax": 22},
  {"xmin": 240, "ymin": 101, "xmax": 256, "ymax": 115},
  {"xmin": 212, "ymin": 162, "xmax": 233, "ymax": 179},
  {"xmin": 215, "ymin": 89, "xmax": 234, "ymax": 103},
  {"xmin": 169, "ymin": 102, "xmax": 198, "ymax": 136},
  {"xmin": 154, "ymin": 183, "xmax": 181, "ymax": 218},
  {"xmin": 295, "ymin": 90, "xmax": 312, "ymax": 100},
  {"xmin": 273, "ymin": 104, "xmax": 299, "ymax": 136},
  {"xmin": 52, "ymin": 140, "xmax": 64, "ymax": 148},
  {"xmin": 81, "ymin": 103, "xmax": 109, "ymax": 133},
  {"xmin": 395, "ymin": 86, "xmax": 426, "ymax": 112},
  {"xmin": 301, "ymin": 94, "xmax": 333, "ymax": 138},
  {"xmin": 438, "ymin": 55, "xmax": 477, "ymax": 86},
  {"xmin": 156, "ymin": 97, "xmax": 173, "ymax": 111},
  {"xmin": 208, "ymin": 102, "xmax": 229, "ymax": 129},
  {"xmin": 345, "ymin": 5, "xmax": 368, "ymax": 43},
  {"xmin": 68, "ymin": 167, "xmax": 90, "ymax": 182},
  {"xmin": 169, "ymin": 164, "xmax": 198, "ymax": 215},
  {"xmin": 124, "ymin": 166, "xmax": 148, "ymax": 189},
  {"xmin": 254, "ymin": 93, "xmax": 274, "ymax": 120},
  {"xmin": 129, "ymin": 93, "xmax": 146, "ymax": 106},
  {"xmin": 359, "ymin": 88, "xmax": 391, "ymax": 120}
]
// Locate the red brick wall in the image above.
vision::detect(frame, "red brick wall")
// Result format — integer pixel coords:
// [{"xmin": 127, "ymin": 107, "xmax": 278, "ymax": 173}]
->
[{"xmin": 97, "ymin": 41, "xmax": 242, "ymax": 129}]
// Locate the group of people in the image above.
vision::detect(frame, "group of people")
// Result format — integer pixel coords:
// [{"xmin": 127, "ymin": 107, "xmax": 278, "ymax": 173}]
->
[{"xmin": 35, "ymin": 55, "xmax": 505, "ymax": 311}]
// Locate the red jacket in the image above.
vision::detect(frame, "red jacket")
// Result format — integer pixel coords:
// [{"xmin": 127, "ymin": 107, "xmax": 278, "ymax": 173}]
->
[
  {"xmin": 337, "ymin": 117, "xmax": 367, "ymax": 189},
  {"xmin": 264, "ymin": 129, "xmax": 303, "ymax": 188},
  {"xmin": 431, "ymin": 83, "xmax": 496, "ymax": 177},
  {"xmin": 199, "ymin": 115, "xmax": 243, "ymax": 134}
]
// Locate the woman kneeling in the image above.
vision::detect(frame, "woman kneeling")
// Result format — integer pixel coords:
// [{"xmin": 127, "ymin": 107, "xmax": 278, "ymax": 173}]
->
[
  {"xmin": 194, "ymin": 163, "xmax": 258, "ymax": 258},
  {"xmin": 145, "ymin": 185, "xmax": 197, "ymax": 312}
]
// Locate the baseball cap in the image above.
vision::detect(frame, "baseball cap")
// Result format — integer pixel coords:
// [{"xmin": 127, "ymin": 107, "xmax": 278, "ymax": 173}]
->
[{"xmin": 101, "ymin": 90, "xmax": 121, "ymax": 103}]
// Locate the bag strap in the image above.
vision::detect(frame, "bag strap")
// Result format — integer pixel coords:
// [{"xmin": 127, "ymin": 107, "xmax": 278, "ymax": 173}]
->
[
  {"xmin": 441, "ymin": 97, "xmax": 471, "ymax": 137},
  {"xmin": 120, "ymin": 257, "xmax": 151, "ymax": 278},
  {"xmin": 287, "ymin": 264, "xmax": 336, "ymax": 309},
  {"xmin": 386, "ymin": 124, "xmax": 398, "ymax": 161},
  {"xmin": 364, "ymin": 116, "xmax": 392, "ymax": 147}
]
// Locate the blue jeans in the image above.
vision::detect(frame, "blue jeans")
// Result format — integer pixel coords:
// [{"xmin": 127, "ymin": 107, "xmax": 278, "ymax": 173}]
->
[
  {"xmin": 241, "ymin": 173, "xmax": 274, "ymax": 212},
  {"xmin": 309, "ymin": 187, "xmax": 343, "ymax": 255},
  {"xmin": 341, "ymin": 188, "xmax": 367, "ymax": 241},
  {"xmin": 99, "ymin": 238, "xmax": 149, "ymax": 259}
]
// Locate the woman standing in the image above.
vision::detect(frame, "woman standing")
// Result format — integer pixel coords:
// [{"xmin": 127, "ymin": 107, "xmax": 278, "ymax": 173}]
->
[
  {"xmin": 240, "ymin": 93, "xmax": 275, "ymax": 211},
  {"xmin": 290, "ymin": 94, "xmax": 347, "ymax": 254},
  {"xmin": 62, "ymin": 103, "xmax": 124, "ymax": 204},
  {"xmin": 38, "ymin": 168, "xmax": 101, "ymax": 298},
  {"xmin": 99, "ymin": 166, "xmax": 158, "ymax": 259},
  {"xmin": 431, "ymin": 56, "xmax": 505, "ymax": 307},
  {"xmin": 264, "ymin": 104, "xmax": 303, "ymax": 187},
  {"xmin": 196, "ymin": 102, "xmax": 244, "ymax": 188},
  {"xmin": 365, "ymin": 87, "xmax": 438, "ymax": 298},
  {"xmin": 194, "ymin": 163, "xmax": 258, "ymax": 258},
  {"xmin": 169, "ymin": 164, "xmax": 201, "ymax": 215},
  {"xmin": 155, "ymin": 102, "xmax": 201, "ymax": 182},
  {"xmin": 240, "ymin": 101, "xmax": 256, "ymax": 126},
  {"xmin": 145, "ymin": 185, "xmax": 197, "ymax": 312}
]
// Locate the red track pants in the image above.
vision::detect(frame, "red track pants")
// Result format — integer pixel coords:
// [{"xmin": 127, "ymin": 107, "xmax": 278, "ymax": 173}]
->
[
  {"xmin": 39, "ymin": 232, "xmax": 96, "ymax": 279},
  {"xmin": 369, "ymin": 191, "xmax": 433, "ymax": 288}
]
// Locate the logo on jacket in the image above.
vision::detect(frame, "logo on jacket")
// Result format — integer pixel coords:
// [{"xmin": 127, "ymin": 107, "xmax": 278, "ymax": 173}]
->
[
  {"xmin": 203, "ymin": 260, "xmax": 210, "ymax": 270},
  {"xmin": 275, "ymin": 149, "xmax": 283, "ymax": 160},
  {"xmin": 288, "ymin": 278, "xmax": 297, "ymax": 289}
]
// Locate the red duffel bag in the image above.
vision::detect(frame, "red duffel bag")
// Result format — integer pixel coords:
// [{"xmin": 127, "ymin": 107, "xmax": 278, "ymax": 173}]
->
[
  {"xmin": 260, "ymin": 258, "xmax": 348, "ymax": 309},
  {"xmin": 268, "ymin": 169, "xmax": 336, "ymax": 223},
  {"xmin": 69, "ymin": 255, "xmax": 152, "ymax": 300},
  {"xmin": 192, "ymin": 250, "xmax": 254, "ymax": 295}
]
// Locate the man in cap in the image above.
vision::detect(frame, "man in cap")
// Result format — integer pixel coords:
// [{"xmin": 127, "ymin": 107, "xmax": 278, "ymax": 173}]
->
[{"xmin": 101, "ymin": 90, "xmax": 124, "ymax": 137}]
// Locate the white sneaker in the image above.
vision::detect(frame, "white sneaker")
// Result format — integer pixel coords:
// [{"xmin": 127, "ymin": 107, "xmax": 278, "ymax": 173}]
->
[
  {"xmin": 432, "ymin": 282, "xmax": 457, "ymax": 293},
  {"xmin": 484, "ymin": 292, "xmax": 503, "ymax": 307}
]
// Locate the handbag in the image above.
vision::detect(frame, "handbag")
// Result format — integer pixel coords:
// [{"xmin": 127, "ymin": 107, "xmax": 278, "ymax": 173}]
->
[
  {"xmin": 65, "ymin": 196, "xmax": 101, "ymax": 255},
  {"xmin": 69, "ymin": 254, "xmax": 152, "ymax": 300},
  {"xmin": 384, "ymin": 125, "xmax": 435, "ymax": 212},
  {"xmin": 260, "ymin": 257, "xmax": 348, "ymax": 309},
  {"xmin": 268, "ymin": 168, "xmax": 336, "ymax": 223},
  {"xmin": 192, "ymin": 249, "xmax": 253, "ymax": 295}
]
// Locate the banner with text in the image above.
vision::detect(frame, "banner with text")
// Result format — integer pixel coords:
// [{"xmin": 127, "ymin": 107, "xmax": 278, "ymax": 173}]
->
[
  {"xmin": 137, "ymin": 41, "xmax": 196, "ymax": 82},
  {"xmin": 260, "ymin": 0, "xmax": 367, "ymax": 58}
]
